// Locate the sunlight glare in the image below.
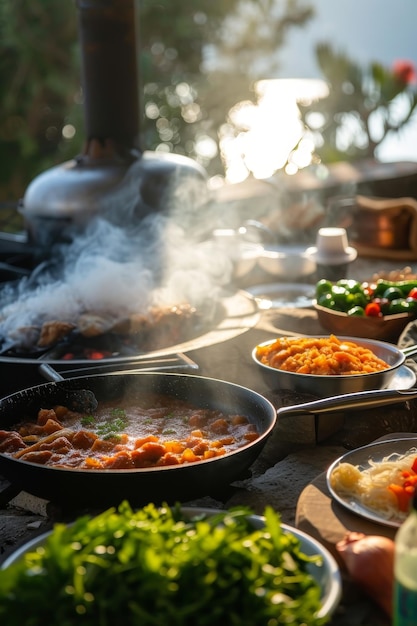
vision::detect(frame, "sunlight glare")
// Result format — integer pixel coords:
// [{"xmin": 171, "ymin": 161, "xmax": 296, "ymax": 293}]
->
[{"xmin": 220, "ymin": 78, "xmax": 328, "ymax": 182}]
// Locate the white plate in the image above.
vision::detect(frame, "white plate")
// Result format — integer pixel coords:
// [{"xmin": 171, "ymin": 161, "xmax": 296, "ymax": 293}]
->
[
  {"xmin": 386, "ymin": 365, "xmax": 416, "ymax": 390},
  {"xmin": 246, "ymin": 283, "xmax": 315, "ymax": 310},
  {"xmin": 327, "ymin": 438, "xmax": 417, "ymax": 527}
]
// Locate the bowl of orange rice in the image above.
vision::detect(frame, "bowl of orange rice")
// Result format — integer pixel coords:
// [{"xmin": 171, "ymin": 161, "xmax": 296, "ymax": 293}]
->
[{"xmin": 252, "ymin": 334, "xmax": 407, "ymax": 397}]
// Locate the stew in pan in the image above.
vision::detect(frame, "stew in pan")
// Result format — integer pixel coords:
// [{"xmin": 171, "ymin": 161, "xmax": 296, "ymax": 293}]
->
[{"xmin": 0, "ymin": 392, "xmax": 259, "ymax": 470}]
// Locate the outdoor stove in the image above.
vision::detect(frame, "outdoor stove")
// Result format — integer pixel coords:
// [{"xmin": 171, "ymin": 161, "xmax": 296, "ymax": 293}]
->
[
  {"xmin": 19, "ymin": 0, "xmax": 207, "ymax": 251},
  {"xmin": 0, "ymin": 0, "xmax": 264, "ymax": 526},
  {"xmin": 0, "ymin": 0, "xmax": 218, "ymax": 396},
  {"xmin": 0, "ymin": 187, "xmax": 260, "ymax": 404}
]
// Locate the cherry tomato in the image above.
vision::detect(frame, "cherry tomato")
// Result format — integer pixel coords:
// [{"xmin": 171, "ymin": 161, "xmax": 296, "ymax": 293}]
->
[
  {"xmin": 372, "ymin": 297, "xmax": 391, "ymax": 315},
  {"xmin": 408, "ymin": 287, "xmax": 417, "ymax": 299},
  {"xmin": 364, "ymin": 302, "xmax": 382, "ymax": 317}
]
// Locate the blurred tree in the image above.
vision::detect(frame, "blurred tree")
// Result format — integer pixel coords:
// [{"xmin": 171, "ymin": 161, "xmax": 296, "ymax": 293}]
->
[
  {"xmin": 299, "ymin": 43, "xmax": 417, "ymax": 163},
  {"xmin": 0, "ymin": 0, "xmax": 313, "ymax": 203},
  {"xmin": 0, "ymin": 0, "xmax": 81, "ymax": 202},
  {"xmin": 139, "ymin": 0, "xmax": 314, "ymax": 174}
]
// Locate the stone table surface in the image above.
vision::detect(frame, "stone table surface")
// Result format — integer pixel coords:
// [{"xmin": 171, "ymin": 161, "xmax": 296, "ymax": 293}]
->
[{"xmin": 2, "ymin": 255, "xmax": 417, "ymax": 625}]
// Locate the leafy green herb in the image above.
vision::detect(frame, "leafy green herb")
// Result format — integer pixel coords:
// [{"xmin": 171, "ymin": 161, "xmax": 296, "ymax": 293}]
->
[
  {"xmin": 80, "ymin": 409, "xmax": 127, "ymax": 436},
  {"xmin": 94, "ymin": 409, "xmax": 128, "ymax": 440},
  {"xmin": 0, "ymin": 503, "xmax": 327, "ymax": 626},
  {"xmin": 96, "ymin": 418, "xmax": 127, "ymax": 439},
  {"xmin": 80, "ymin": 415, "xmax": 95, "ymax": 427}
]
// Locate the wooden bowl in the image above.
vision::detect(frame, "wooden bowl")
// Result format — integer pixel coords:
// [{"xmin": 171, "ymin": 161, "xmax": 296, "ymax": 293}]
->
[{"xmin": 314, "ymin": 303, "xmax": 415, "ymax": 342}]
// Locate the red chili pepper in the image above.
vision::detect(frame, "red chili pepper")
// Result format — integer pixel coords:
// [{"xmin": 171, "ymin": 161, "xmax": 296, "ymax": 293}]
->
[{"xmin": 365, "ymin": 302, "xmax": 382, "ymax": 317}]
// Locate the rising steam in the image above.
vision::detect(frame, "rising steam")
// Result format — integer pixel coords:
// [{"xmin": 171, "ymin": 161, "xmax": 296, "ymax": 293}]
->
[{"xmin": 0, "ymin": 172, "xmax": 237, "ymax": 348}]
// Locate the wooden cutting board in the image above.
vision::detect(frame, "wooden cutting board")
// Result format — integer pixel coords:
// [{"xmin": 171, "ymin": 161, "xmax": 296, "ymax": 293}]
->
[{"xmin": 295, "ymin": 433, "xmax": 416, "ymax": 563}]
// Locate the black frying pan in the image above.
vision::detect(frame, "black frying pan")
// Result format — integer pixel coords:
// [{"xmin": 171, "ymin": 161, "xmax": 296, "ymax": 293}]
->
[{"xmin": 0, "ymin": 372, "xmax": 276, "ymax": 508}]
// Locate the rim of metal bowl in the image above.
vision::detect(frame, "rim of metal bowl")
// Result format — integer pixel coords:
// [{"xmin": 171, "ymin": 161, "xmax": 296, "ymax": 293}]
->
[
  {"xmin": 1, "ymin": 506, "xmax": 342, "ymax": 619},
  {"xmin": 252, "ymin": 335, "xmax": 405, "ymax": 379}
]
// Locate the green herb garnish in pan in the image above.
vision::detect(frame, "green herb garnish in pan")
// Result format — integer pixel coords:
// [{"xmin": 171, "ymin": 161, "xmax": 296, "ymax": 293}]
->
[{"xmin": 0, "ymin": 502, "xmax": 327, "ymax": 626}]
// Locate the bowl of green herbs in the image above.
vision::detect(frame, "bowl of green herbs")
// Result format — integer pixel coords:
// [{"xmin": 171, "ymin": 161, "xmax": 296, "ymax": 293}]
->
[{"xmin": 0, "ymin": 502, "xmax": 341, "ymax": 625}]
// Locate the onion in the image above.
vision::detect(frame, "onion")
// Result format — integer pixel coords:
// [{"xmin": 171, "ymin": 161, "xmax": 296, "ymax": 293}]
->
[{"xmin": 336, "ymin": 531, "xmax": 394, "ymax": 617}]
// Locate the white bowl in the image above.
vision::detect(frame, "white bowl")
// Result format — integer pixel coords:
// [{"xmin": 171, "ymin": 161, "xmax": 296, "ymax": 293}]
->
[{"xmin": 258, "ymin": 245, "xmax": 316, "ymax": 280}]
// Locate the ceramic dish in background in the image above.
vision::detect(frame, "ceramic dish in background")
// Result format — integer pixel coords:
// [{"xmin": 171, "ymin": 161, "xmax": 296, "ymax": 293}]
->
[
  {"xmin": 326, "ymin": 438, "xmax": 417, "ymax": 528},
  {"xmin": 315, "ymin": 302, "xmax": 415, "ymax": 342},
  {"xmin": 246, "ymin": 283, "xmax": 315, "ymax": 310},
  {"xmin": 252, "ymin": 335, "xmax": 417, "ymax": 397},
  {"xmin": 258, "ymin": 245, "xmax": 317, "ymax": 281},
  {"xmin": 1, "ymin": 506, "xmax": 342, "ymax": 622}
]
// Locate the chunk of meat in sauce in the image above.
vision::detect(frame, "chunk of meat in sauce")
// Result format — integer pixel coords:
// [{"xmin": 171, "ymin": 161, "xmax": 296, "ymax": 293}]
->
[
  {"xmin": 2, "ymin": 396, "xmax": 260, "ymax": 470},
  {"xmin": 38, "ymin": 436, "xmax": 73, "ymax": 455},
  {"xmin": 72, "ymin": 430, "xmax": 98, "ymax": 450},
  {"xmin": 0, "ymin": 430, "xmax": 26, "ymax": 453},
  {"xmin": 20, "ymin": 450, "xmax": 55, "ymax": 464}
]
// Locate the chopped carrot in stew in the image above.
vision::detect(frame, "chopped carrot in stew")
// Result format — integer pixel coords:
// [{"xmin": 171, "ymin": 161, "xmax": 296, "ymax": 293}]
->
[{"xmin": 0, "ymin": 393, "xmax": 259, "ymax": 470}]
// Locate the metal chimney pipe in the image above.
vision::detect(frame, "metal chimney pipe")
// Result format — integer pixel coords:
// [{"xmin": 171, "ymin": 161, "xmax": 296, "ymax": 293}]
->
[
  {"xmin": 21, "ymin": 0, "xmax": 207, "ymax": 250},
  {"xmin": 77, "ymin": 0, "xmax": 140, "ymax": 156}
]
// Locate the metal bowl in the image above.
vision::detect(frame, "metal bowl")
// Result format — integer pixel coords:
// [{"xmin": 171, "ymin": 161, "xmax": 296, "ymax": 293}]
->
[
  {"xmin": 1, "ymin": 506, "xmax": 342, "ymax": 621},
  {"xmin": 252, "ymin": 335, "xmax": 410, "ymax": 397}
]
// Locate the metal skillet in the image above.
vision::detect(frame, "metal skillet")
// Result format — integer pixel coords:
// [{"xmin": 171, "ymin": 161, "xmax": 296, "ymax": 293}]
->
[
  {"xmin": 1, "ymin": 369, "xmax": 417, "ymax": 510},
  {"xmin": 0, "ymin": 372, "xmax": 277, "ymax": 509}
]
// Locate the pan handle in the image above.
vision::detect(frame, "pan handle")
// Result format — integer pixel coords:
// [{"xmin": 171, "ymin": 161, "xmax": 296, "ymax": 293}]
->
[
  {"xmin": 277, "ymin": 387, "xmax": 417, "ymax": 417},
  {"xmin": 37, "ymin": 363, "xmax": 98, "ymax": 412},
  {"xmin": 401, "ymin": 344, "xmax": 417, "ymax": 359},
  {"xmin": 38, "ymin": 362, "xmax": 65, "ymax": 382}
]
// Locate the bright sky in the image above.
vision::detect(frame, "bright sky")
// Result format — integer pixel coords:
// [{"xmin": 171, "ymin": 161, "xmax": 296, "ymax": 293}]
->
[
  {"xmin": 279, "ymin": 0, "xmax": 417, "ymax": 77},
  {"xmin": 278, "ymin": 0, "xmax": 417, "ymax": 162},
  {"xmin": 218, "ymin": 0, "xmax": 417, "ymax": 182}
]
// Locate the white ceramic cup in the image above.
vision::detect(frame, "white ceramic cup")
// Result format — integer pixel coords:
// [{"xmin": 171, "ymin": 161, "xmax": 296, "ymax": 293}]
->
[
  {"xmin": 306, "ymin": 227, "xmax": 357, "ymax": 280},
  {"xmin": 307, "ymin": 227, "xmax": 357, "ymax": 265},
  {"xmin": 316, "ymin": 228, "xmax": 357, "ymax": 263}
]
